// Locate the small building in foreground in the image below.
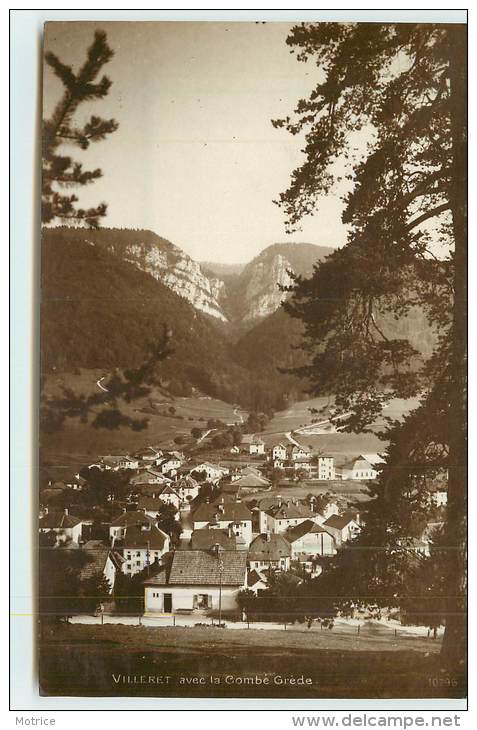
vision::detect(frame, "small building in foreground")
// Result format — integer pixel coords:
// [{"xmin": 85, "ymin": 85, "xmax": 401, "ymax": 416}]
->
[{"xmin": 143, "ymin": 549, "xmax": 247, "ymax": 614}]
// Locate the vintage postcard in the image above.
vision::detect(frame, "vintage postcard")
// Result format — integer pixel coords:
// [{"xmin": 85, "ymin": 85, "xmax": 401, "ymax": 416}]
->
[{"xmin": 38, "ymin": 18, "xmax": 467, "ymax": 700}]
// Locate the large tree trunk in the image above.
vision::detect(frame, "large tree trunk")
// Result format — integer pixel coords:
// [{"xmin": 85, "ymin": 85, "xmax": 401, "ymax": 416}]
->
[{"xmin": 440, "ymin": 23, "xmax": 467, "ymax": 678}]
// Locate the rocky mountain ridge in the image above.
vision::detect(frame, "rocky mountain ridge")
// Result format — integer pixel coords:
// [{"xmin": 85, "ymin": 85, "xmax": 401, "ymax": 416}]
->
[{"xmin": 45, "ymin": 227, "xmax": 333, "ymax": 326}]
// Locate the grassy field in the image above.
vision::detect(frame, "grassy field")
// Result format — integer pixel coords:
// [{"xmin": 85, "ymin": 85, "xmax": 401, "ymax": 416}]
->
[
  {"xmin": 39, "ymin": 623, "xmax": 465, "ymax": 699},
  {"xmin": 263, "ymin": 396, "xmax": 420, "ymax": 458},
  {"xmin": 41, "ymin": 370, "xmax": 246, "ymax": 479}
]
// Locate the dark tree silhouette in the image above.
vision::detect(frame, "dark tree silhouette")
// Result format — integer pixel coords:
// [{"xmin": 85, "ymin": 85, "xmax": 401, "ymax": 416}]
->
[
  {"xmin": 42, "ymin": 30, "xmax": 118, "ymax": 227},
  {"xmin": 274, "ymin": 22, "xmax": 466, "ymax": 672}
]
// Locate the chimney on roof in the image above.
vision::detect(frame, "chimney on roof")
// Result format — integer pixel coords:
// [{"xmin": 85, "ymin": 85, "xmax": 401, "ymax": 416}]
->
[
  {"xmin": 236, "ymin": 496, "xmax": 241, "ymax": 503},
  {"xmin": 277, "ymin": 494, "xmax": 282, "ymax": 508},
  {"xmin": 266, "ymin": 531, "xmax": 271, "ymax": 542},
  {"xmin": 228, "ymin": 524, "xmax": 233, "ymax": 538},
  {"xmin": 218, "ymin": 504, "xmax": 224, "ymax": 513},
  {"xmin": 122, "ymin": 507, "xmax": 127, "ymax": 513},
  {"xmin": 64, "ymin": 508, "xmax": 68, "ymax": 515},
  {"xmin": 287, "ymin": 501, "xmax": 291, "ymax": 508}
]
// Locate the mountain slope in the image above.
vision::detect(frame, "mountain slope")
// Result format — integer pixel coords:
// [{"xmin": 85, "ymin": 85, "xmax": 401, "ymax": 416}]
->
[
  {"xmin": 40, "ymin": 229, "xmax": 297, "ymax": 412},
  {"xmin": 44, "ymin": 227, "xmax": 228, "ymax": 321}
]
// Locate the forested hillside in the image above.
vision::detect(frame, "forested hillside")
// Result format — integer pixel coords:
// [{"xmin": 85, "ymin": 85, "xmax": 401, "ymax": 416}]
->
[{"xmin": 41, "ymin": 230, "xmax": 298, "ymax": 412}]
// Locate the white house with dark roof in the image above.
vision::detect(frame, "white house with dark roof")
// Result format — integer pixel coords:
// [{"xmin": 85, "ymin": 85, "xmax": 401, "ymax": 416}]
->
[
  {"xmin": 192, "ymin": 500, "xmax": 253, "ymax": 545},
  {"xmin": 190, "ymin": 462, "xmax": 229, "ymax": 482},
  {"xmin": 247, "ymin": 569, "xmax": 268, "ymax": 594},
  {"xmin": 101, "ymin": 455, "xmax": 139, "ymax": 471},
  {"xmin": 137, "ymin": 493, "xmax": 181, "ymax": 518},
  {"xmin": 286, "ymin": 520, "xmax": 336, "ymax": 558},
  {"xmin": 271, "ymin": 443, "xmax": 288, "ymax": 462},
  {"xmin": 248, "ymin": 533, "xmax": 292, "ymax": 571},
  {"xmin": 289, "ymin": 444, "xmax": 311, "ymax": 462},
  {"xmin": 110, "ymin": 510, "xmax": 170, "ymax": 575},
  {"xmin": 248, "ymin": 436, "xmax": 265, "ymax": 455},
  {"xmin": 143, "ymin": 549, "xmax": 248, "ymax": 614},
  {"xmin": 39, "ymin": 508, "xmax": 82, "ymax": 545},
  {"xmin": 134, "ymin": 446, "xmax": 163, "ymax": 466},
  {"xmin": 260, "ymin": 499, "xmax": 314, "ymax": 534},
  {"xmin": 130, "ymin": 469, "xmax": 172, "ymax": 488},
  {"xmin": 174, "ymin": 475, "xmax": 200, "ymax": 507},
  {"xmin": 158, "ymin": 455, "xmax": 183, "ymax": 476},
  {"xmin": 322, "ymin": 513, "xmax": 361, "ymax": 546},
  {"xmin": 191, "ymin": 527, "xmax": 237, "ymax": 552}
]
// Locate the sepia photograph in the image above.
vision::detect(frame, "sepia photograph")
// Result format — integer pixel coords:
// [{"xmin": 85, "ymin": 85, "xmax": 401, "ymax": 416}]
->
[{"xmin": 36, "ymin": 17, "xmax": 467, "ymax": 701}]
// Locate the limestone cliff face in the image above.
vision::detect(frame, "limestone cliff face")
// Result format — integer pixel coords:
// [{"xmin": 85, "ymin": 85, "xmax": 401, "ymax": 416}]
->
[
  {"xmin": 235, "ymin": 243, "xmax": 333, "ymax": 323},
  {"xmin": 103, "ymin": 238, "xmax": 228, "ymax": 322},
  {"xmin": 240, "ymin": 253, "xmax": 295, "ymax": 321}
]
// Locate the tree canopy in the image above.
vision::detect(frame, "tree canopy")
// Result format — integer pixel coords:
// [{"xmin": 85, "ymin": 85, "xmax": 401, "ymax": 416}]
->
[
  {"xmin": 275, "ymin": 22, "xmax": 466, "ymax": 672},
  {"xmin": 42, "ymin": 30, "xmax": 118, "ymax": 227}
]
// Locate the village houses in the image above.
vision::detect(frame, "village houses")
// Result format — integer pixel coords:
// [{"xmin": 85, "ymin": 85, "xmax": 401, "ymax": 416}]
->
[
  {"xmin": 192, "ymin": 499, "xmax": 253, "ymax": 546},
  {"xmin": 109, "ymin": 510, "xmax": 170, "ymax": 574},
  {"xmin": 190, "ymin": 462, "xmax": 229, "ymax": 482},
  {"xmin": 100, "ymin": 455, "xmax": 139, "ymax": 471}
]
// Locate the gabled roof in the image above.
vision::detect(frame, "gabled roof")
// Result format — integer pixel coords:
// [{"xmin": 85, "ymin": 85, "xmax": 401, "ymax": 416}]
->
[
  {"xmin": 191, "ymin": 462, "xmax": 227, "ymax": 472},
  {"xmin": 138, "ymin": 496, "xmax": 168, "ymax": 512},
  {"xmin": 247, "ymin": 569, "xmax": 267, "ymax": 588},
  {"xmin": 130, "ymin": 470, "xmax": 171, "ymax": 486},
  {"xmin": 175, "ymin": 475, "xmax": 199, "ymax": 491},
  {"xmin": 193, "ymin": 501, "xmax": 252, "ymax": 523},
  {"xmin": 110, "ymin": 510, "xmax": 155, "ymax": 528},
  {"xmin": 79, "ymin": 540, "xmax": 119, "ymax": 581},
  {"xmin": 323, "ymin": 514, "xmax": 358, "ymax": 530},
  {"xmin": 191, "ymin": 529, "xmax": 237, "ymax": 551},
  {"xmin": 360, "ymin": 453, "xmax": 386, "ymax": 466},
  {"xmin": 248, "ymin": 533, "xmax": 292, "ymax": 561},
  {"xmin": 145, "ymin": 550, "xmax": 247, "ymax": 587},
  {"xmin": 265, "ymin": 502, "xmax": 311, "ymax": 520},
  {"xmin": 272, "ymin": 442, "xmax": 288, "ymax": 450},
  {"xmin": 118, "ymin": 524, "xmax": 169, "ymax": 550},
  {"xmin": 231, "ymin": 474, "xmax": 270, "ymax": 489},
  {"xmin": 240, "ymin": 466, "xmax": 263, "ymax": 477},
  {"xmin": 290, "ymin": 444, "xmax": 310, "ymax": 453},
  {"xmin": 39, "ymin": 511, "xmax": 81, "ymax": 529},
  {"xmin": 286, "ymin": 519, "xmax": 331, "ymax": 543},
  {"xmin": 102, "ymin": 455, "xmax": 136, "ymax": 466}
]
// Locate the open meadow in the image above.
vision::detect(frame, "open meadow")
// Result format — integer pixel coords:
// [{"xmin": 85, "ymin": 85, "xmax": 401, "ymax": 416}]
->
[
  {"xmin": 41, "ymin": 369, "xmax": 246, "ymax": 480},
  {"xmin": 39, "ymin": 623, "xmax": 465, "ymax": 699}
]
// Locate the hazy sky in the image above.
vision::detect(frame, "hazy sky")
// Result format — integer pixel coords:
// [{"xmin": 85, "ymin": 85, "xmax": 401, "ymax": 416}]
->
[{"xmin": 43, "ymin": 22, "xmax": 350, "ymax": 263}]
